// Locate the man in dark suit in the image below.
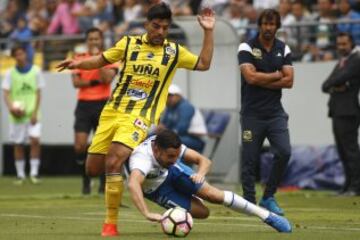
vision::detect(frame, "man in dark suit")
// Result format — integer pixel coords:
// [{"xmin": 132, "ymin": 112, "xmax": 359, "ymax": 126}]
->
[{"xmin": 322, "ymin": 32, "xmax": 360, "ymax": 196}]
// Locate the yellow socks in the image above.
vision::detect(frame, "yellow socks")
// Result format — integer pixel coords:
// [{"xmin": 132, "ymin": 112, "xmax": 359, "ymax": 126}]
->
[{"xmin": 104, "ymin": 174, "xmax": 124, "ymax": 225}]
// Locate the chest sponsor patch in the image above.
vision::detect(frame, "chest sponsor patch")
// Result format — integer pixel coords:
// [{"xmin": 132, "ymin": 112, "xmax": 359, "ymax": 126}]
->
[
  {"xmin": 252, "ymin": 48, "xmax": 262, "ymax": 59},
  {"xmin": 165, "ymin": 46, "xmax": 176, "ymax": 56},
  {"xmin": 147, "ymin": 52, "xmax": 154, "ymax": 59},
  {"xmin": 127, "ymin": 89, "xmax": 148, "ymax": 100},
  {"xmin": 147, "ymin": 168, "xmax": 166, "ymax": 179}
]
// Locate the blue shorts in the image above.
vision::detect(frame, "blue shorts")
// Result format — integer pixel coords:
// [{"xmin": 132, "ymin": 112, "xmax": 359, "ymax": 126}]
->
[{"xmin": 144, "ymin": 162, "xmax": 203, "ymax": 211}]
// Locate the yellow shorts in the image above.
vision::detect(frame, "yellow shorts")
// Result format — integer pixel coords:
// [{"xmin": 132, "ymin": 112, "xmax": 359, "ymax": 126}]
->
[{"xmin": 88, "ymin": 108, "xmax": 150, "ymax": 155}]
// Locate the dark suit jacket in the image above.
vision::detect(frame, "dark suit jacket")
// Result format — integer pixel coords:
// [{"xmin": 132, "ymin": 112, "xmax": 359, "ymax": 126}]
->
[{"xmin": 322, "ymin": 48, "xmax": 360, "ymax": 117}]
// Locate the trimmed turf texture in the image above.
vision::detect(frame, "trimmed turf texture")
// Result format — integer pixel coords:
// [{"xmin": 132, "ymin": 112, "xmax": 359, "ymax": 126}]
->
[{"xmin": 0, "ymin": 177, "xmax": 359, "ymax": 240}]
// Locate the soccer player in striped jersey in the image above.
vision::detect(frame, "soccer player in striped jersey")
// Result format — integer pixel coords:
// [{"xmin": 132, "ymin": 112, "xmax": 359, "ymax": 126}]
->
[
  {"xmin": 126, "ymin": 129, "xmax": 292, "ymax": 233},
  {"xmin": 57, "ymin": 3, "xmax": 215, "ymax": 236}
]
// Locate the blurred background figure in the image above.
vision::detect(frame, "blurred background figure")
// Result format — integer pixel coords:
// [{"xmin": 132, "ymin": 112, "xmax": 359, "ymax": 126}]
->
[
  {"xmin": 9, "ymin": 15, "xmax": 34, "ymax": 63},
  {"xmin": 1, "ymin": 45, "xmax": 45, "ymax": 185},
  {"xmin": 47, "ymin": 0, "xmax": 83, "ymax": 35},
  {"xmin": 27, "ymin": 0, "xmax": 49, "ymax": 36},
  {"xmin": 310, "ymin": 0, "xmax": 337, "ymax": 59},
  {"xmin": 253, "ymin": 0, "xmax": 279, "ymax": 10},
  {"xmin": 277, "ymin": 0, "xmax": 296, "ymax": 50},
  {"xmin": 322, "ymin": 32, "xmax": 360, "ymax": 196},
  {"xmin": 71, "ymin": 27, "xmax": 117, "ymax": 195},
  {"xmin": 291, "ymin": 0, "xmax": 313, "ymax": 60},
  {"xmin": 159, "ymin": 84, "xmax": 207, "ymax": 155},
  {"xmin": 337, "ymin": 0, "xmax": 360, "ymax": 45},
  {"xmin": 223, "ymin": 0, "xmax": 249, "ymax": 40},
  {"xmin": 0, "ymin": 0, "xmax": 27, "ymax": 40}
]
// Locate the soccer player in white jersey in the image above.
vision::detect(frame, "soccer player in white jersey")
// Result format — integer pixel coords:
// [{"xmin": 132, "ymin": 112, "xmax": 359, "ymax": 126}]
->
[{"xmin": 126, "ymin": 129, "xmax": 292, "ymax": 232}]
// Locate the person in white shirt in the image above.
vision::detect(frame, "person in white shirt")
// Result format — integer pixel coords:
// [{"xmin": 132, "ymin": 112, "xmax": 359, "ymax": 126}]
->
[
  {"xmin": 159, "ymin": 84, "xmax": 207, "ymax": 154},
  {"xmin": 126, "ymin": 129, "xmax": 292, "ymax": 232}
]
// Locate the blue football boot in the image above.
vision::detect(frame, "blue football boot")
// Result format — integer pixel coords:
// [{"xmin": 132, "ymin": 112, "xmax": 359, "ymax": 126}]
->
[
  {"xmin": 264, "ymin": 213, "xmax": 292, "ymax": 233},
  {"xmin": 259, "ymin": 197, "xmax": 284, "ymax": 216}
]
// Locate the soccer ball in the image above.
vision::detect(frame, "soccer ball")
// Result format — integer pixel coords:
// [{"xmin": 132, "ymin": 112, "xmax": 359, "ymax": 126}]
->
[
  {"xmin": 161, "ymin": 207, "xmax": 193, "ymax": 237},
  {"xmin": 12, "ymin": 101, "xmax": 25, "ymax": 111}
]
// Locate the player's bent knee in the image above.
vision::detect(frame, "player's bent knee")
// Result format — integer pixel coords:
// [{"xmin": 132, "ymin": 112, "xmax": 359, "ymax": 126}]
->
[
  {"xmin": 86, "ymin": 154, "xmax": 105, "ymax": 176},
  {"xmin": 30, "ymin": 138, "xmax": 40, "ymax": 146},
  {"xmin": 199, "ymin": 185, "xmax": 224, "ymax": 204},
  {"xmin": 74, "ymin": 143, "xmax": 87, "ymax": 154},
  {"xmin": 105, "ymin": 145, "xmax": 131, "ymax": 173},
  {"xmin": 86, "ymin": 165, "xmax": 101, "ymax": 176},
  {"xmin": 105, "ymin": 154, "xmax": 124, "ymax": 173}
]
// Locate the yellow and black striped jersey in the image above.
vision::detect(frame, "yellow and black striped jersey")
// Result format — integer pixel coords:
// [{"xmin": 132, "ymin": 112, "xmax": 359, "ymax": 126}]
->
[{"xmin": 102, "ymin": 34, "xmax": 199, "ymax": 124}]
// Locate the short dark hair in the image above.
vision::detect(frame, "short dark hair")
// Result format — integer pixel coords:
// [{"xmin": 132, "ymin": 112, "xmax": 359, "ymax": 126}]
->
[
  {"xmin": 147, "ymin": 2, "xmax": 172, "ymax": 22},
  {"xmin": 85, "ymin": 27, "xmax": 103, "ymax": 39},
  {"xmin": 257, "ymin": 9, "xmax": 281, "ymax": 29},
  {"xmin": 337, "ymin": 31, "xmax": 355, "ymax": 47},
  {"xmin": 155, "ymin": 129, "xmax": 182, "ymax": 150},
  {"xmin": 292, "ymin": 0, "xmax": 304, "ymax": 6},
  {"xmin": 11, "ymin": 44, "xmax": 26, "ymax": 57}
]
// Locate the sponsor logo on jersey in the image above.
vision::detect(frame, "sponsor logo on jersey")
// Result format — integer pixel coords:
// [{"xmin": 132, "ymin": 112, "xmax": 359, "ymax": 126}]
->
[
  {"xmin": 243, "ymin": 130, "xmax": 253, "ymax": 142},
  {"xmin": 127, "ymin": 89, "xmax": 148, "ymax": 100},
  {"xmin": 132, "ymin": 131, "xmax": 140, "ymax": 142},
  {"xmin": 134, "ymin": 118, "xmax": 149, "ymax": 130},
  {"xmin": 133, "ymin": 64, "xmax": 160, "ymax": 76},
  {"xmin": 147, "ymin": 52, "xmax": 154, "ymax": 59},
  {"xmin": 252, "ymin": 48, "xmax": 262, "ymax": 59},
  {"xmin": 147, "ymin": 169, "xmax": 167, "ymax": 179},
  {"xmin": 165, "ymin": 46, "xmax": 176, "ymax": 56},
  {"xmin": 132, "ymin": 79, "xmax": 154, "ymax": 89}
]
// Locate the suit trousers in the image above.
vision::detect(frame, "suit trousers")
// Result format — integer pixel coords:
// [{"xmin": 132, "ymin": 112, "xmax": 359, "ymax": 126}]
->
[
  {"xmin": 240, "ymin": 115, "xmax": 291, "ymax": 203},
  {"xmin": 332, "ymin": 116, "xmax": 360, "ymax": 192}
]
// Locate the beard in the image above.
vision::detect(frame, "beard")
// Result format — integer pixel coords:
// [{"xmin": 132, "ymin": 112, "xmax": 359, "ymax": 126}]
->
[
  {"xmin": 263, "ymin": 31, "xmax": 275, "ymax": 41},
  {"xmin": 338, "ymin": 49, "xmax": 351, "ymax": 56}
]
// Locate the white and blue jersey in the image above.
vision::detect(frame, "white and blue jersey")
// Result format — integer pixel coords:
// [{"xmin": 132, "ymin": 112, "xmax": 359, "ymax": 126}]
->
[{"xmin": 125, "ymin": 135, "xmax": 203, "ymax": 210}]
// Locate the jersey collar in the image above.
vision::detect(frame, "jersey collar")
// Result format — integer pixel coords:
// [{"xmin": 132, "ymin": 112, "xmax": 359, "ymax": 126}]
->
[
  {"xmin": 254, "ymin": 34, "xmax": 279, "ymax": 53},
  {"xmin": 16, "ymin": 63, "xmax": 32, "ymax": 73}
]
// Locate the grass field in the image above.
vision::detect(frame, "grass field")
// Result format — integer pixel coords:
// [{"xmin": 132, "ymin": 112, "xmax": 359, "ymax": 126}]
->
[{"xmin": 0, "ymin": 177, "xmax": 360, "ymax": 240}]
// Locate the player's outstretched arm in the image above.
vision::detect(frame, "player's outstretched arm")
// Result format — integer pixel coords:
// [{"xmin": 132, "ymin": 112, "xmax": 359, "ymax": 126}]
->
[
  {"xmin": 57, "ymin": 55, "xmax": 108, "ymax": 72},
  {"xmin": 128, "ymin": 170, "xmax": 162, "ymax": 222},
  {"xmin": 195, "ymin": 7, "xmax": 215, "ymax": 71},
  {"xmin": 183, "ymin": 149, "xmax": 212, "ymax": 184}
]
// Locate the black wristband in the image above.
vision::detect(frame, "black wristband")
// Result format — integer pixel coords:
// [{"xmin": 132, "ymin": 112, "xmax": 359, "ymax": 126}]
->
[{"xmin": 89, "ymin": 80, "xmax": 101, "ymax": 86}]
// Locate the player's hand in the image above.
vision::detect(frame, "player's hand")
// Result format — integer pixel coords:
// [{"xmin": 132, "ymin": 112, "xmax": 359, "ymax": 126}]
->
[
  {"xmin": 333, "ymin": 85, "xmax": 347, "ymax": 92},
  {"xmin": 197, "ymin": 7, "xmax": 215, "ymax": 31},
  {"xmin": 190, "ymin": 173, "xmax": 205, "ymax": 184},
  {"xmin": 56, "ymin": 59, "xmax": 80, "ymax": 72},
  {"xmin": 10, "ymin": 107, "xmax": 24, "ymax": 118},
  {"xmin": 30, "ymin": 112, "xmax": 38, "ymax": 125},
  {"xmin": 145, "ymin": 212, "xmax": 163, "ymax": 222},
  {"xmin": 275, "ymin": 70, "xmax": 283, "ymax": 80}
]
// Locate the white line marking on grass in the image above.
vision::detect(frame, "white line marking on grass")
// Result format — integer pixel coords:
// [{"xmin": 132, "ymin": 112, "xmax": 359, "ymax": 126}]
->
[
  {"xmin": 0, "ymin": 213, "xmax": 266, "ymax": 229},
  {"xmin": 2, "ymin": 213, "xmax": 360, "ymax": 232},
  {"xmin": 82, "ymin": 211, "xmax": 259, "ymax": 221},
  {"xmin": 286, "ymin": 208, "xmax": 347, "ymax": 212}
]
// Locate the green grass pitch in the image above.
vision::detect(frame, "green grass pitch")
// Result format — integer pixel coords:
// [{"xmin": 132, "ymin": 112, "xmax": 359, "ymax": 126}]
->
[{"xmin": 0, "ymin": 177, "xmax": 360, "ymax": 240}]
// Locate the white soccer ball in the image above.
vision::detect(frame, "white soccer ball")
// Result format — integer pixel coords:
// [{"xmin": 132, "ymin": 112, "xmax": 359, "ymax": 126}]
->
[
  {"xmin": 161, "ymin": 207, "xmax": 193, "ymax": 237},
  {"xmin": 12, "ymin": 101, "xmax": 25, "ymax": 111}
]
